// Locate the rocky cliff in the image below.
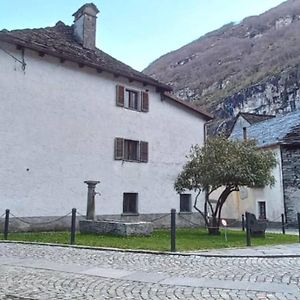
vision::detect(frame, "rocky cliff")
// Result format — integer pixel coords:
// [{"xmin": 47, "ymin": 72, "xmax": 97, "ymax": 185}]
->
[{"xmin": 144, "ymin": 0, "xmax": 300, "ymax": 120}]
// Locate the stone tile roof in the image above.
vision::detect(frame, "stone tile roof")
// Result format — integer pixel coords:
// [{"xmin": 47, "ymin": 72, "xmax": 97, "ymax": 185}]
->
[
  {"xmin": 0, "ymin": 22, "xmax": 171, "ymax": 91},
  {"xmin": 230, "ymin": 110, "xmax": 300, "ymax": 147},
  {"xmin": 238, "ymin": 112, "xmax": 275, "ymax": 124}
]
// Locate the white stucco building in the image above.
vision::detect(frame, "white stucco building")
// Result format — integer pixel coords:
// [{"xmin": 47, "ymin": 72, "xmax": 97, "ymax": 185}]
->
[{"xmin": 0, "ymin": 4, "xmax": 211, "ymax": 229}]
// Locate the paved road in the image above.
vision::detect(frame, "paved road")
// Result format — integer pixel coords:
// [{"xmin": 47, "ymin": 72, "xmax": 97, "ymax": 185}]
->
[{"xmin": 0, "ymin": 242, "xmax": 300, "ymax": 299}]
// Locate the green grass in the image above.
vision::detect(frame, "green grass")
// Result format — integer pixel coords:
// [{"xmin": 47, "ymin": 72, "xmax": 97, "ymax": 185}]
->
[{"xmin": 0, "ymin": 228, "xmax": 298, "ymax": 251}]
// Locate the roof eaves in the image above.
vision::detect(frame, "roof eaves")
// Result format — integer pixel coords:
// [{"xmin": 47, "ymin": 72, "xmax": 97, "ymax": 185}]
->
[
  {"xmin": 163, "ymin": 92, "xmax": 213, "ymax": 120},
  {"xmin": 0, "ymin": 33, "xmax": 172, "ymax": 92}
]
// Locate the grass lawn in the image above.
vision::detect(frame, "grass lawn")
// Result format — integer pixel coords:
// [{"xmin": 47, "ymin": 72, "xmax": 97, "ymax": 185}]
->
[{"xmin": 0, "ymin": 228, "xmax": 298, "ymax": 251}]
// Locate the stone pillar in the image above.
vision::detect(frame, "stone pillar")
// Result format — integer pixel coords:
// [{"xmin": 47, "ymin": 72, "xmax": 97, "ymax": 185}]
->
[{"xmin": 84, "ymin": 180, "xmax": 100, "ymax": 220}]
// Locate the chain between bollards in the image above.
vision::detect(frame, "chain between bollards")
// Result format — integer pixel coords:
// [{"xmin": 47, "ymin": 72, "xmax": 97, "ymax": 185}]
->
[
  {"xmin": 170, "ymin": 209, "xmax": 176, "ymax": 252},
  {"xmin": 245, "ymin": 212, "xmax": 251, "ymax": 247},
  {"xmin": 70, "ymin": 208, "xmax": 77, "ymax": 245}
]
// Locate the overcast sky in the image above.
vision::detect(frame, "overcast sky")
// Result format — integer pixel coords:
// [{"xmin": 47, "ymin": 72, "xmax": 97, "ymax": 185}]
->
[{"xmin": 0, "ymin": 0, "xmax": 286, "ymax": 70}]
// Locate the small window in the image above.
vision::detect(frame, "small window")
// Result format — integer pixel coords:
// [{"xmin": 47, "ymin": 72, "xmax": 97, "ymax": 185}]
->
[
  {"xmin": 123, "ymin": 193, "xmax": 138, "ymax": 214},
  {"xmin": 258, "ymin": 201, "xmax": 266, "ymax": 219},
  {"xmin": 180, "ymin": 194, "xmax": 192, "ymax": 212},
  {"xmin": 125, "ymin": 89, "xmax": 139, "ymax": 110},
  {"xmin": 124, "ymin": 139, "xmax": 139, "ymax": 161}
]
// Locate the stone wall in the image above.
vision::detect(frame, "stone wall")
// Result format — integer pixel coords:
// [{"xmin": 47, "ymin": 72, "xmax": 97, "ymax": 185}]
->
[{"xmin": 281, "ymin": 145, "xmax": 300, "ymax": 224}]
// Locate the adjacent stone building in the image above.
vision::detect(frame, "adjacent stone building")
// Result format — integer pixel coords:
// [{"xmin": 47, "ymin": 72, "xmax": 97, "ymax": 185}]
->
[
  {"xmin": 0, "ymin": 3, "xmax": 212, "ymax": 230},
  {"xmin": 228, "ymin": 110, "xmax": 300, "ymax": 224}
]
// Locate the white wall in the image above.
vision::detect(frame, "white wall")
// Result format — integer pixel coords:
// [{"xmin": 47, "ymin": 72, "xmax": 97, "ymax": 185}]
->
[{"xmin": 0, "ymin": 42, "xmax": 206, "ymax": 217}]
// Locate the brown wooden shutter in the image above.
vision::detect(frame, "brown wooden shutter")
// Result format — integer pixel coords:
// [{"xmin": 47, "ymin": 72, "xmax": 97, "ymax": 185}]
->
[
  {"xmin": 139, "ymin": 141, "xmax": 148, "ymax": 162},
  {"xmin": 115, "ymin": 138, "xmax": 124, "ymax": 160},
  {"xmin": 141, "ymin": 92, "xmax": 149, "ymax": 112},
  {"xmin": 116, "ymin": 85, "xmax": 125, "ymax": 107}
]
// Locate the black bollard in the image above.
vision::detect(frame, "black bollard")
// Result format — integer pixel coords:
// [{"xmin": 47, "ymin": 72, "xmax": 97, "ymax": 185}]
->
[
  {"xmin": 242, "ymin": 214, "xmax": 245, "ymax": 231},
  {"xmin": 4, "ymin": 209, "xmax": 10, "ymax": 240},
  {"xmin": 70, "ymin": 208, "xmax": 77, "ymax": 245},
  {"xmin": 298, "ymin": 213, "xmax": 300, "ymax": 243},
  {"xmin": 281, "ymin": 213, "xmax": 285, "ymax": 235},
  {"xmin": 170, "ymin": 209, "xmax": 176, "ymax": 252},
  {"xmin": 245, "ymin": 212, "xmax": 251, "ymax": 247}
]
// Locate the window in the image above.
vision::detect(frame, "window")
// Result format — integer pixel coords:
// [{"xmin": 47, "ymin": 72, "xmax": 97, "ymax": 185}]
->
[
  {"xmin": 116, "ymin": 85, "xmax": 149, "ymax": 112},
  {"xmin": 115, "ymin": 138, "xmax": 148, "ymax": 163},
  {"xmin": 125, "ymin": 89, "xmax": 139, "ymax": 110},
  {"xmin": 123, "ymin": 193, "xmax": 138, "ymax": 214},
  {"xmin": 124, "ymin": 139, "xmax": 139, "ymax": 161},
  {"xmin": 258, "ymin": 201, "xmax": 266, "ymax": 219},
  {"xmin": 180, "ymin": 194, "xmax": 192, "ymax": 213}
]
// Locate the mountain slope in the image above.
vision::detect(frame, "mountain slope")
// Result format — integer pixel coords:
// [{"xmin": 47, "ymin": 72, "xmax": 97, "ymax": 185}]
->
[{"xmin": 144, "ymin": 0, "xmax": 300, "ymax": 117}]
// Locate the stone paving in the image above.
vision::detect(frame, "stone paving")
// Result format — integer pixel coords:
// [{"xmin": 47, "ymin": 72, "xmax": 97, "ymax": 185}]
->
[{"xmin": 0, "ymin": 242, "xmax": 300, "ymax": 299}]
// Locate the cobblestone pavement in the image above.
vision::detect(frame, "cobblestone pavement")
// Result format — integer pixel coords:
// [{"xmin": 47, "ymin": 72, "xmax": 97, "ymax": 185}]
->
[{"xmin": 0, "ymin": 243, "xmax": 300, "ymax": 299}]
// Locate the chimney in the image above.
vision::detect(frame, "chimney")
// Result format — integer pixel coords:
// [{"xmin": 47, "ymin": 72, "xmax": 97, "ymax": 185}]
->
[{"xmin": 72, "ymin": 3, "xmax": 99, "ymax": 50}]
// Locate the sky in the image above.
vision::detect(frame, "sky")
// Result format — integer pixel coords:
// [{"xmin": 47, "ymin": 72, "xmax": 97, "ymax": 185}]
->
[{"xmin": 0, "ymin": 0, "xmax": 286, "ymax": 71}]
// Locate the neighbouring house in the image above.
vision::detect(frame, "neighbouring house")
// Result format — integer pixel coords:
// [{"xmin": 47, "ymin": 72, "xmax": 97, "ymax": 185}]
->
[
  {"xmin": 230, "ymin": 112, "xmax": 275, "ymax": 136},
  {"xmin": 222, "ymin": 110, "xmax": 300, "ymax": 225},
  {"xmin": 206, "ymin": 111, "xmax": 275, "ymax": 138},
  {"xmin": 0, "ymin": 3, "xmax": 212, "ymax": 230}
]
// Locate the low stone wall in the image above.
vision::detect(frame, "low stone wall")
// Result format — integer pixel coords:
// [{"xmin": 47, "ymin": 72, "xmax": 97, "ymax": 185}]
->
[
  {"xmin": 0, "ymin": 213, "xmax": 261, "ymax": 232},
  {"xmin": 79, "ymin": 220, "xmax": 153, "ymax": 236}
]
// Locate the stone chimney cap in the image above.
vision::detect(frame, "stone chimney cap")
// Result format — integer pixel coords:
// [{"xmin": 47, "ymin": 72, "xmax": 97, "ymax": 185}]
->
[{"xmin": 72, "ymin": 3, "xmax": 99, "ymax": 19}]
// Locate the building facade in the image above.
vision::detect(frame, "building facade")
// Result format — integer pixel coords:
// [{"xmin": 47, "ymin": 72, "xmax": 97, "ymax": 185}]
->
[{"xmin": 0, "ymin": 4, "xmax": 211, "ymax": 230}]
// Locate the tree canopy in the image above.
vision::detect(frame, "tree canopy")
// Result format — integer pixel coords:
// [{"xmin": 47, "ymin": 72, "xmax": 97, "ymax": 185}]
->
[{"xmin": 174, "ymin": 136, "xmax": 277, "ymax": 234}]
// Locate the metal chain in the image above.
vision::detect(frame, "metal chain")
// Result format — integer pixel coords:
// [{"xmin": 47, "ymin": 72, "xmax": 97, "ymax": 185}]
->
[
  {"xmin": 9, "ymin": 211, "xmax": 72, "ymax": 226},
  {"xmin": 150, "ymin": 213, "xmax": 170, "ymax": 223},
  {"xmin": 178, "ymin": 214, "xmax": 202, "ymax": 227},
  {"xmin": 76, "ymin": 211, "xmax": 86, "ymax": 218}
]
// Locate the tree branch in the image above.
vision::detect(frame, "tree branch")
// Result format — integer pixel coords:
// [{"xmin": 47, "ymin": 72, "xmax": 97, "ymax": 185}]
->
[{"xmin": 194, "ymin": 189, "xmax": 209, "ymax": 227}]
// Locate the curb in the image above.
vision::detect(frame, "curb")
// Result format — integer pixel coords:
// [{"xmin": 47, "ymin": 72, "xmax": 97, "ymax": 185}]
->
[{"xmin": 1, "ymin": 240, "xmax": 300, "ymax": 258}]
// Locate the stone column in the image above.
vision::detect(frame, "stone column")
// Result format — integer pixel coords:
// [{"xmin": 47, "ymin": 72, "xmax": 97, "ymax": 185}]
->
[{"xmin": 84, "ymin": 180, "xmax": 100, "ymax": 220}]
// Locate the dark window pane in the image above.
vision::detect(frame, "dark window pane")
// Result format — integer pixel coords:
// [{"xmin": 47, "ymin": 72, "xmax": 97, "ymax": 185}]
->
[
  {"xmin": 258, "ymin": 201, "xmax": 266, "ymax": 219},
  {"xmin": 124, "ymin": 140, "xmax": 139, "ymax": 161},
  {"xmin": 125, "ymin": 89, "xmax": 138, "ymax": 110},
  {"xmin": 180, "ymin": 194, "xmax": 191, "ymax": 212},
  {"xmin": 123, "ymin": 193, "xmax": 138, "ymax": 213}
]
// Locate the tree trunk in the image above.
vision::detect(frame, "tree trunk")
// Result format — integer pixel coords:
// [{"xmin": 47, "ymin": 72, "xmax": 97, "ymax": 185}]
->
[{"xmin": 207, "ymin": 216, "xmax": 220, "ymax": 235}]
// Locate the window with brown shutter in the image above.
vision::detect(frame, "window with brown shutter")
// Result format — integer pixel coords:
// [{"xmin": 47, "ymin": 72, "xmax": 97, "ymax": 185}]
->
[
  {"xmin": 114, "ymin": 138, "xmax": 124, "ymax": 160},
  {"xmin": 114, "ymin": 138, "xmax": 148, "ymax": 163},
  {"xmin": 116, "ymin": 85, "xmax": 125, "ymax": 107},
  {"xmin": 140, "ymin": 141, "xmax": 148, "ymax": 162},
  {"xmin": 116, "ymin": 85, "xmax": 149, "ymax": 112},
  {"xmin": 141, "ymin": 91, "xmax": 149, "ymax": 112}
]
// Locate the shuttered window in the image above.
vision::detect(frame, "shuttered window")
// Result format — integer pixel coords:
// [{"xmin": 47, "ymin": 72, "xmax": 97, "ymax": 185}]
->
[
  {"xmin": 116, "ymin": 85, "xmax": 125, "ymax": 107},
  {"xmin": 116, "ymin": 85, "xmax": 149, "ymax": 112},
  {"xmin": 141, "ymin": 92, "xmax": 149, "ymax": 112},
  {"xmin": 140, "ymin": 141, "xmax": 148, "ymax": 162},
  {"xmin": 114, "ymin": 138, "xmax": 124, "ymax": 160},
  {"xmin": 114, "ymin": 138, "xmax": 148, "ymax": 163}
]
